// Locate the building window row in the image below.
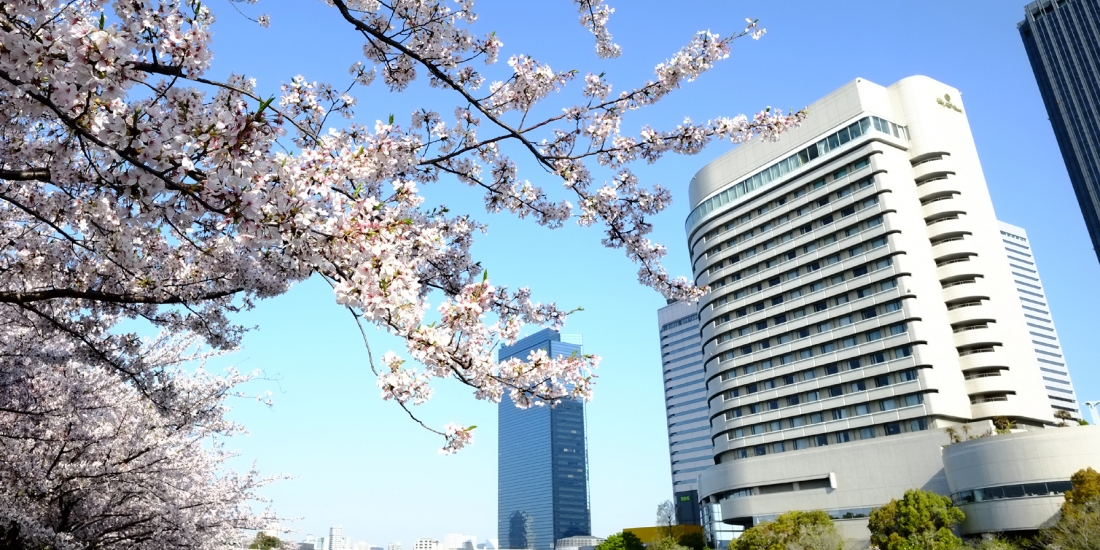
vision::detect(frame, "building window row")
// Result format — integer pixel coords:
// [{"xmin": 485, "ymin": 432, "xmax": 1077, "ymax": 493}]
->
[
  {"xmin": 661, "ymin": 314, "xmax": 699, "ymax": 332},
  {"xmin": 715, "ymin": 277, "xmax": 901, "ymax": 345},
  {"xmin": 722, "ymin": 367, "xmax": 922, "ymax": 421},
  {"xmin": 723, "ymin": 415, "xmax": 930, "ymax": 460},
  {"xmin": 662, "ymin": 333, "xmax": 699, "ymax": 349},
  {"xmin": 668, "ymin": 397, "xmax": 707, "ymax": 410},
  {"xmin": 711, "ymin": 244, "xmax": 893, "ymax": 316},
  {"xmin": 667, "ymin": 378, "xmax": 705, "ymax": 393},
  {"xmin": 664, "ymin": 359, "xmax": 704, "ymax": 376},
  {"xmin": 661, "ymin": 324, "xmax": 699, "ymax": 341},
  {"xmin": 702, "ymin": 160, "xmax": 876, "ymax": 256},
  {"xmin": 709, "ymin": 205, "xmax": 882, "ymax": 285},
  {"xmin": 669, "ymin": 405, "xmax": 710, "ymax": 418},
  {"xmin": 719, "ymin": 340, "xmax": 916, "ymax": 386},
  {"xmin": 686, "ymin": 115, "xmax": 906, "ymax": 230},
  {"xmin": 719, "ymin": 308, "xmax": 906, "ymax": 366},
  {"xmin": 667, "ymin": 369, "xmax": 704, "ymax": 384},
  {"xmin": 663, "ymin": 342, "xmax": 702, "ymax": 357},
  {"xmin": 951, "ymin": 480, "xmax": 1073, "ymax": 506}
]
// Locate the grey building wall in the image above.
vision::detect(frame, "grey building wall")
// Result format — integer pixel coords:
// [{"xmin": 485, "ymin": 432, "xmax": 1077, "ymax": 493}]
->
[
  {"xmin": 657, "ymin": 300, "xmax": 712, "ymax": 526},
  {"xmin": 997, "ymin": 221, "xmax": 1081, "ymax": 417},
  {"xmin": 1019, "ymin": 0, "xmax": 1100, "ymax": 264},
  {"xmin": 498, "ymin": 330, "xmax": 591, "ymax": 550},
  {"xmin": 943, "ymin": 426, "xmax": 1100, "ymax": 534}
]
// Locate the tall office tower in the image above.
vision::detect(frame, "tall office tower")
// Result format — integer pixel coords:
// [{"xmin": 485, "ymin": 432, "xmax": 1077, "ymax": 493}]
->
[
  {"xmin": 498, "ymin": 329, "xmax": 591, "ymax": 550},
  {"xmin": 656, "ymin": 300, "xmax": 709, "ymax": 526},
  {"xmin": 687, "ymin": 76, "xmax": 1061, "ymax": 537},
  {"xmin": 328, "ymin": 527, "xmax": 348, "ymax": 550},
  {"xmin": 997, "ymin": 221, "xmax": 1081, "ymax": 417},
  {"xmin": 1020, "ymin": 0, "xmax": 1100, "ymax": 264}
]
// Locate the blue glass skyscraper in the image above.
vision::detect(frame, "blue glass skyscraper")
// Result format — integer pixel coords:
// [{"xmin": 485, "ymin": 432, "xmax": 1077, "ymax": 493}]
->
[
  {"xmin": 497, "ymin": 329, "xmax": 591, "ymax": 550},
  {"xmin": 1020, "ymin": 0, "xmax": 1100, "ymax": 263}
]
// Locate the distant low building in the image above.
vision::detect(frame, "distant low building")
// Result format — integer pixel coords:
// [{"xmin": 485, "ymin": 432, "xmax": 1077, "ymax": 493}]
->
[
  {"xmin": 554, "ymin": 535, "xmax": 604, "ymax": 550},
  {"xmin": 414, "ymin": 539, "xmax": 439, "ymax": 550}
]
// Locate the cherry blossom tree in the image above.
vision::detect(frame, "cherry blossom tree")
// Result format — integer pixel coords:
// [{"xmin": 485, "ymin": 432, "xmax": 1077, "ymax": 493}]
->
[{"xmin": 0, "ymin": 0, "xmax": 802, "ymax": 546}]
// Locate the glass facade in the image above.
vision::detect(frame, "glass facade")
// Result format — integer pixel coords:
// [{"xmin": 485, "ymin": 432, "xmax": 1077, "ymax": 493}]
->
[
  {"xmin": 1020, "ymin": 0, "xmax": 1100, "ymax": 264},
  {"xmin": 685, "ymin": 116, "xmax": 907, "ymax": 232},
  {"xmin": 498, "ymin": 330, "xmax": 591, "ymax": 550}
]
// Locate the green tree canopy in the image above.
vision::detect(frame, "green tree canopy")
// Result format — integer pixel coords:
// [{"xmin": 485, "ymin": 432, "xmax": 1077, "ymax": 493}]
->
[
  {"xmin": 1063, "ymin": 467, "xmax": 1100, "ymax": 518},
  {"xmin": 678, "ymin": 531, "xmax": 707, "ymax": 550},
  {"xmin": 867, "ymin": 489, "xmax": 964, "ymax": 550},
  {"xmin": 729, "ymin": 510, "xmax": 841, "ymax": 550},
  {"xmin": 249, "ymin": 532, "xmax": 282, "ymax": 550},
  {"xmin": 649, "ymin": 537, "xmax": 689, "ymax": 550},
  {"xmin": 596, "ymin": 532, "xmax": 645, "ymax": 550}
]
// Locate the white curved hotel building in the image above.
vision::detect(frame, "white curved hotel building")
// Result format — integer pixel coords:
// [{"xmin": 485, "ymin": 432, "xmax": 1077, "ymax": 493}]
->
[{"xmin": 685, "ymin": 76, "xmax": 1088, "ymax": 540}]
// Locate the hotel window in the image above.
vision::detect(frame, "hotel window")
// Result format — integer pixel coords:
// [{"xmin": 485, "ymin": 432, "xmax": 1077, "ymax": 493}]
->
[
  {"xmin": 814, "ymin": 435, "xmax": 829, "ymax": 447},
  {"xmin": 828, "ymin": 386, "xmax": 843, "ymax": 397},
  {"xmin": 885, "ymin": 422, "xmax": 902, "ymax": 436},
  {"xmin": 847, "ymin": 358, "xmax": 861, "ymax": 370},
  {"xmin": 851, "ymin": 380, "xmax": 867, "ymax": 392},
  {"xmin": 859, "ymin": 427, "xmax": 875, "ymax": 440},
  {"xmin": 806, "ymin": 391, "xmax": 820, "ymax": 402},
  {"xmin": 793, "ymin": 438, "xmax": 808, "ymax": 450},
  {"xmin": 880, "ymin": 398, "xmax": 898, "ymax": 411},
  {"xmin": 854, "ymin": 403, "xmax": 870, "ymax": 416},
  {"xmin": 835, "ymin": 431, "xmax": 851, "ymax": 443},
  {"xmin": 790, "ymin": 416, "xmax": 805, "ymax": 428},
  {"xmin": 905, "ymin": 394, "xmax": 923, "ymax": 407},
  {"xmin": 875, "ymin": 375, "xmax": 890, "ymax": 388},
  {"xmin": 824, "ymin": 364, "xmax": 839, "ymax": 375},
  {"xmin": 802, "ymin": 369, "xmax": 816, "ymax": 380}
]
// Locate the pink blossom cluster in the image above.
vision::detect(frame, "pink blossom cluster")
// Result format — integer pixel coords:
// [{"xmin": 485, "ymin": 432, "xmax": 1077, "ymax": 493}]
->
[{"xmin": 0, "ymin": 0, "xmax": 803, "ymax": 542}]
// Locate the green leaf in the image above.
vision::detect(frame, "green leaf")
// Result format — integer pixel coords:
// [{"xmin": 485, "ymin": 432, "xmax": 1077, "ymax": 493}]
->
[
  {"xmin": 257, "ymin": 96, "xmax": 275, "ymax": 114},
  {"xmin": 388, "ymin": 114, "xmax": 395, "ymax": 125},
  {"xmin": 481, "ymin": 269, "xmax": 488, "ymax": 282},
  {"xmin": 99, "ymin": 12, "xmax": 105, "ymax": 29}
]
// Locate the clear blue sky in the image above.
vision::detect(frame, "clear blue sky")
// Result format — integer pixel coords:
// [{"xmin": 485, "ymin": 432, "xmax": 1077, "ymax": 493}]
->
[{"xmin": 204, "ymin": 0, "xmax": 1100, "ymax": 545}]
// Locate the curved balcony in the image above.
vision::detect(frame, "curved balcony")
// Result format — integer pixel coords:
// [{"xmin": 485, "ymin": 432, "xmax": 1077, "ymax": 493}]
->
[
  {"xmin": 946, "ymin": 301, "xmax": 991, "ymax": 325},
  {"xmin": 922, "ymin": 198, "xmax": 965, "ymax": 221},
  {"xmin": 932, "ymin": 239, "xmax": 978, "ymax": 262},
  {"xmin": 964, "ymin": 374, "xmax": 1015, "ymax": 396},
  {"xmin": 916, "ymin": 176, "xmax": 962, "ymax": 201},
  {"xmin": 941, "ymin": 280, "xmax": 987, "ymax": 303},
  {"xmin": 958, "ymin": 347, "xmax": 1007, "ymax": 371},
  {"xmin": 913, "ymin": 156, "xmax": 956, "ymax": 181},
  {"xmin": 937, "ymin": 257, "xmax": 983, "ymax": 281},
  {"xmin": 953, "ymin": 327, "xmax": 1002, "ymax": 348},
  {"xmin": 970, "ymin": 397, "xmax": 1015, "ymax": 419},
  {"xmin": 926, "ymin": 217, "xmax": 971, "ymax": 241}
]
